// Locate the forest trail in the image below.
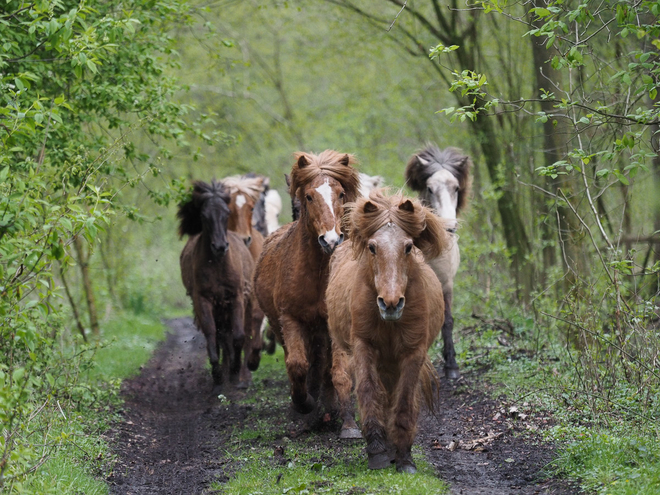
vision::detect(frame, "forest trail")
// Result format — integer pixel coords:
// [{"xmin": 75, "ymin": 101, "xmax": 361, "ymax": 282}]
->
[{"xmin": 107, "ymin": 318, "xmax": 575, "ymax": 494}]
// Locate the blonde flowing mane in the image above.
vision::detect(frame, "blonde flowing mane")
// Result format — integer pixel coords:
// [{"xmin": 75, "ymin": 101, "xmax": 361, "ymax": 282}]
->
[
  {"xmin": 220, "ymin": 175, "xmax": 265, "ymax": 201},
  {"xmin": 289, "ymin": 150, "xmax": 360, "ymax": 205},
  {"xmin": 346, "ymin": 188, "xmax": 449, "ymax": 260}
]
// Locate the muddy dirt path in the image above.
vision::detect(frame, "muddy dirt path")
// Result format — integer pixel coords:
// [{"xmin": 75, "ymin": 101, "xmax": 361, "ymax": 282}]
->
[{"xmin": 107, "ymin": 318, "xmax": 575, "ymax": 494}]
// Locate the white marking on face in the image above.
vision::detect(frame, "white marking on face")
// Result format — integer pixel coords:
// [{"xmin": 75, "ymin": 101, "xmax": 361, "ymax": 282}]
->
[
  {"xmin": 427, "ymin": 170, "xmax": 459, "ymax": 224},
  {"xmin": 322, "ymin": 228, "xmax": 339, "ymax": 245},
  {"xmin": 235, "ymin": 194, "xmax": 246, "ymax": 209},
  {"xmin": 315, "ymin": 179, "xmax": 335, "ymax": 222}
]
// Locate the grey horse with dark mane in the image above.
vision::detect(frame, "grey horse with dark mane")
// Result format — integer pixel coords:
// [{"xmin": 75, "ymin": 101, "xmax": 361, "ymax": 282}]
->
[{"xmin": 405, "ymin": 144, "xmax": 471, "ymax": 380}]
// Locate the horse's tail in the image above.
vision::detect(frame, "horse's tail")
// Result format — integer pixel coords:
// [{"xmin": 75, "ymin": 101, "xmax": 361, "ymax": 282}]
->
[{"xmin": 420, "ymin": 355, "xmax": 440, "ymax": 413}]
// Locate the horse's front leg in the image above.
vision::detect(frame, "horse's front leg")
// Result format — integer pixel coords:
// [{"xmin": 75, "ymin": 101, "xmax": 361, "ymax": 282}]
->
[
  {"xmin": 353, "ymin": 339, "xmax": 391, "ymax": 469},
  {"xmin": 195, "ymin": 296, "xmax": 222, "ymax": 387},
  {"xmin": 229, "ymin": 295, "xmax": 246, "ymax": 385},
  {"xmin": 389, "ymin": 350, "xmax": 426, "ymax": 474},
  {"xmin": 442, "ymin": 290, "xmax": 460, "ymax": 379},
  {"xmin": 280, "ymin": 315, "xmax": 316, "ymax": 414},
  {"xmin": 330, "ymin": 341, "xmax": 361, "ymax": 439},
  {"xmin": 247, "ymin": 299, "xmax": 264, "ymax": 371}
]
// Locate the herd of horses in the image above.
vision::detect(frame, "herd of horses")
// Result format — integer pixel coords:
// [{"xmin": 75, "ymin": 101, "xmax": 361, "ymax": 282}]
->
[{"xmin": 177, "ymin": 145, "xmax": 472, "ymax": 474}]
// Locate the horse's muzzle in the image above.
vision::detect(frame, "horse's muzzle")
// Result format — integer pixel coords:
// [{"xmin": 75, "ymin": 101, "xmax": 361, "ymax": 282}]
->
[
  {"xmin": 318, "ymin": 232, "xmax": 344, "ymax": 254},
  {"xmin": 377, "ymin": 296, "xmax": 405, "ymax": 321}
]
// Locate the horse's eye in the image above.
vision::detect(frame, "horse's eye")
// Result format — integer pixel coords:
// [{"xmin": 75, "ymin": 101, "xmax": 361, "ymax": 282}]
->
[
  {"xmin": 339, "ymin": 191, "xmax": 345, "ymax": 200},
  {"xmin": 306, "ymin": 194, "xmax": 313, "ymax": 202},
  {"xmin": 455, "ymin": 186, "xmax": 460, "ymax": 193},
  {"xmin": 368, "ymin": 244, "xmax": 376, "ymax": 255},
  {"xmin": 427, "ymin": 186, "xmax": 433, "ymax": 195},
  {"xmin": 405, "ymin": 243, "xmax": 413, "ymax": 255}
]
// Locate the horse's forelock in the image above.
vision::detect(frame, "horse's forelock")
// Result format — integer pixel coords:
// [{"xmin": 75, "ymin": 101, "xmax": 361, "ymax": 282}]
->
[
  {"xmin": 348, "ymin": 190, "xmax": 429, "ymax": 259},
  {"xmin": 290, "ymin": 150, "xmax": 360, "ymax": 203},
  {"xmin": 221, "ymin": 175, "xmax": 265, "ymax": 202}
]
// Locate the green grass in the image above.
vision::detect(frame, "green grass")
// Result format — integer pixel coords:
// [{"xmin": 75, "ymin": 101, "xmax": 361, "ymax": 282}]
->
[
  {"xmin": 551, "ymin": 428, "xmax": 660, "ymax": 495},
  {"xmin": 90, "ymin": 312, "xmax": 169, "ymax": 381},
  {"xmin": 213, "ymin": 348, "xmax": 448, "ymax": 495},
  {"xmin": 19, "ymin": 310, "xmax": 169, "ymax": 494}
]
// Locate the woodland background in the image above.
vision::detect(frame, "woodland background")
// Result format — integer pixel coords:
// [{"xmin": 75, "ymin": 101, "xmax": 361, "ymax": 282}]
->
[{"xmin": 1, "ymin": 0, "xmax": 659, "ymax": 493}]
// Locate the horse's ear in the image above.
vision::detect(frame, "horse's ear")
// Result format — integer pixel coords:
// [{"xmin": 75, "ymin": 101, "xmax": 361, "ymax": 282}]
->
[
  {"xmin": 284, "ymin": 173, "xmax": 291, "ymax": 187},
  {"xmin": 417, "ymin": 155, "xmax": 429, "ymax": 166},
  {"xmin": 298, "ymin": 155, "xmax": 310, "ymax": 168},
  {"xmin": 339, "ymin": 154, "xmax": 350, "ymax": 167},
  {"xmin": 363, "ymin": 201, "xmax": 378, "ymax": 214},
  {"xmin": 399, "ymin": 199, "xmax": 415, "ymax": 213}
]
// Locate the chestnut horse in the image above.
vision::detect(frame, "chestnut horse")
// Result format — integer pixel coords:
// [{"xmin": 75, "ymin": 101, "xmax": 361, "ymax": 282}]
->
[
  {"xmin": 405, "ymin": 144, "xmax": 471, "ymax": 380},
  {"xmin": 178, "ymin": 180, "xmax": 255, "ymax": 390},
  {"xmin": 254, "ymin": 151, "xmax": 360, "ymax": 414},
  {"xmin": 327, "ymin": 190, "xmax": 449, "ymax": 473},
  {"xmin": 221, "ymin": 175, "xmax": 267, "ymax": 387}
]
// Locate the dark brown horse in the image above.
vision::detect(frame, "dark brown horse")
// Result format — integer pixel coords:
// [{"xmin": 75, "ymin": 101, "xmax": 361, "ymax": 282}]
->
[
  {"xmin": 254, "ymin": 151, "xmax": 360, "ymax": 414},
  {"xmin": 221, "ymin": 175, "xmax": 268, "ymax": 387},
  {"xmin": 327, "ymin": 190, "xmax": 449, "ymax": 473},
  {"xmin": 405, "ymin": 144, "xmax": 471, "ymax": 379},
  {"xmin": 178, "ymin": 180, "xmax": 255, "ymax": 390}
]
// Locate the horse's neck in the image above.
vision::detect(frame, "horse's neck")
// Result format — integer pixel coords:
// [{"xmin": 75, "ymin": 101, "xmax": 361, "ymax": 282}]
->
[{"xmin": 293, "ymin": 218, "xmax": 328, "ymax": 269}]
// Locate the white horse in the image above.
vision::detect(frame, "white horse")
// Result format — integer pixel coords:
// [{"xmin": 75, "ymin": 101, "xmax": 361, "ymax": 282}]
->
[{"xmin": 405, "ymin": 145, "xmax": 471, "ymax": 379}]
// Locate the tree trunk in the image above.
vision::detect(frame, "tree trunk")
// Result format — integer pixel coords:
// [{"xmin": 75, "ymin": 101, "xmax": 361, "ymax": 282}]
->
[
  {"xmin": 528, "ymin": 1, "xmax": 581, "ymax": 287},
  {"xmin": 73, "ymin": 235, "xmax": 99, "ymax": 336}
]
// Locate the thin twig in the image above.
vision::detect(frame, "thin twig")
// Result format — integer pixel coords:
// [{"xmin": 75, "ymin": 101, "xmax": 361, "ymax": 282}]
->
[{"xmin": 387, "ymin": 0, "xmax": 407, "ymax": 31}]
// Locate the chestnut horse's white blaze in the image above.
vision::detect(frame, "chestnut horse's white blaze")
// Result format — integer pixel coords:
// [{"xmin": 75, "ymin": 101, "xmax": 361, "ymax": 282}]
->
[
  {"xmin": 315, "ymin": 178, "xmax": 341, "ymax": 246},
  {"xmin": 235, "ymin": 193, "xmax": 247, "ymax": 209}
]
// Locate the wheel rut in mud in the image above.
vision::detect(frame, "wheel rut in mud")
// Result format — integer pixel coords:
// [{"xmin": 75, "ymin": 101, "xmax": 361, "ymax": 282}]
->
[{"xmin": 107, "ymin": 317, "xmax": 575, "ymax": 494}]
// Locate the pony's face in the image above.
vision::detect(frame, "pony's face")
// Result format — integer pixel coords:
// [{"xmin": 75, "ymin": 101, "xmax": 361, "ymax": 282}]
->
[
  {"xmin": 228, "ymin": 191, "xmax": 256, "ymax": 247},
  {"xmin": 200, "ymin": 193, "xmax": 231, "ymax": 257},
  {"xmin": 421, "ymin": 169, "xmax": 459, "ymax": 232},
  {"xmin": 367, "ymin": 223, "xmax": 413, "ymax": 321},
  {"xmin": 302, "ymin": 175, "xmax": 346, "ymax": 254}
]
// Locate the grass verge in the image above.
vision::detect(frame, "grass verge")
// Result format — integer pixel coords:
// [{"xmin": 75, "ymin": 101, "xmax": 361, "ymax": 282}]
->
[{"xmin": 20, "ymin": 310, "xmax": 169, "ymax": 494}]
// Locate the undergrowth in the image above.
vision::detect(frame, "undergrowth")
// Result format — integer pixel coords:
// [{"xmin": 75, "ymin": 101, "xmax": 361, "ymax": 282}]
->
[{"xmin": 442, "ymin": 278, "xmax": 660, "ymax": 495}]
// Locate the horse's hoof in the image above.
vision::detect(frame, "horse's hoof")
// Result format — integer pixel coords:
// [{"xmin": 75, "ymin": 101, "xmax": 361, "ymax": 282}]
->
[
  {"xmin": 211, "ymin": 384, "xmax": 224, "ymax": 396},
  {"xmin": 368, "ymin": 452, "xmax": 393, "ymax": 470},
  {"xmin": 236, "ymin": 380, "xmax": 250, "ymax": 390},
  {"xmin": 265, "ymin": 340, "xmax": 276, "ymax": 355},
  {"xmin": 211, "ymin": 366, "xmax": 223, "ymax": 385},
  {"xmin": 247, "ymin": 354, "xmax": 261, "ymax": 371},
  {"xmin": 444, "ymin": 367, "xmax": 461, "ymax": 380},
  {"xmin": 396, "ymin": 461, "xmax": 417, "ymax": 474},
  {"xmin": 291, "ymin": 394, "xmax": 316, "ymax": 414},
  {"xmin": 339, "ymin": 427, "xmax": 362, "ymax": 440}
]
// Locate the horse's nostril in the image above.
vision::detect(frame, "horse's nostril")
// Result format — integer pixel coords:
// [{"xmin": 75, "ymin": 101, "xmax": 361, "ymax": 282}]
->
[
  {"xmin": 338, "ymin": 233, "xmax": 345, "ymax": 244},
  {"xmin": 396, "ymin": 297, "xmax": 405, "ymax": 310},
  {"xmin": 245, "ymin": 236, "xmax": 252, "ymax": 246},
  {"xmin": 318, "ymin": 235, "xmax": 328, "ymax": 247},
  {"xmin": 377, "ymin": 297, "xmax": 386, "ymax": 311}
]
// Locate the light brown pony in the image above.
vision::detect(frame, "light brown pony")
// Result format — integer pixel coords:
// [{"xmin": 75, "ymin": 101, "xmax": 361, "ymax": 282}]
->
[
  {"xmin": 254, "ymin": 151, "xmax": 360, "ymax": 414},
  {"xmin": 327, "ymin": 189, "xmax": 449, "ymax": 473},
  {"xmin": 221, "ymin": 175, "xmax": 267, "ymax": 388},
  {"xmin": 178, "ymin": 180, "xmax": 255, "ymax": 391}
]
